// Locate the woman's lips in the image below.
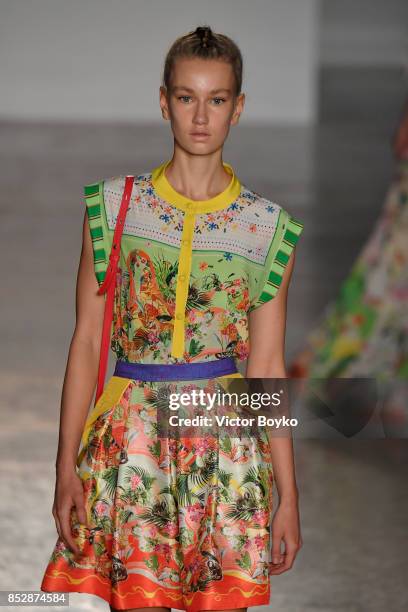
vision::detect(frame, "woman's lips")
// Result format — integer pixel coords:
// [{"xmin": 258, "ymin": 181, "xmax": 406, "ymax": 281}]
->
[{"xmin": 190, "ymin": 132, "xmax": 210, "ymax": 139}]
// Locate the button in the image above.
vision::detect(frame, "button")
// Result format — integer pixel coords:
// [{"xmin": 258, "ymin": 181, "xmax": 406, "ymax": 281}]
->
[
  {"xmin": 179, "ymin": 273, "xmax": 186, "ymax": 282},
  {"xmin": 185, "ymin": 202, "xmax": 192, "ymax": 209},
  {"xmin": 175, "ymin": 312, "xmax": 184, "ymax": 320},
  {"xmin": 182, "ymin": 239, "xmax": 190, "ymax": 247}
]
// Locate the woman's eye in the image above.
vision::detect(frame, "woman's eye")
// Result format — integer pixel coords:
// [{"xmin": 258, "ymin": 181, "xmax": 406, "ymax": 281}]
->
[{"xmin": 177, "ymin": 96, "xmax": 226, "ymax": 105}]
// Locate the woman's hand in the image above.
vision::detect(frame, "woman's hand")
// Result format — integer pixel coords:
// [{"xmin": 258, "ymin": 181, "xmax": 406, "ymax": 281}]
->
[
  {"xmin": 52, "ymin": 467, "xmax": 88, "ymax": 555},
  {"xmin": 269, "ymin": 497, "xmax": 303, "ymax": 574}
]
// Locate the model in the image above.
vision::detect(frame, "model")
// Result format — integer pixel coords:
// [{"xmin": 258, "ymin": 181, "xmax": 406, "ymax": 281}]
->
[
  {"xmin": 40, "ymin": 25, "xmax": 304, "ymax": 612},
  {"xmin": 289, "ymin": 100, "xmax": 408, "ymax": 381}
]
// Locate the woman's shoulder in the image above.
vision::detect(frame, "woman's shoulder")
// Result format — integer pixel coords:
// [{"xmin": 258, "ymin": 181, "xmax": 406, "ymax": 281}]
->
[
  {"xmin": 84, "ymin": 171, "xmax": 154, "ymax": 217},
  {"xmin": 238, "ymin": 182, "xmax": 304, "ymax": 241},
  {"xmin": 86, "ymin": 171, "xmax": 151, "ymax": 193}
]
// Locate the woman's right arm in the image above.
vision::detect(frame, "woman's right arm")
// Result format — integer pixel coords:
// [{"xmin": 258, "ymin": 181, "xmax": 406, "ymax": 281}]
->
[{"xmin": 52, "ymin": 209, "xmax": 106, "ymax": 555}]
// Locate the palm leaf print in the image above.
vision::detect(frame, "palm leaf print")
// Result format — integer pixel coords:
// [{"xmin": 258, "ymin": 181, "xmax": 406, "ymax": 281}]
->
[
  {"xmin": 139, "ymin": 498, "xmax": 175, "ymax": 527},
  {"xmin": 241, "ymin": 465, "xmax": 269, "ymax": 497},
  {"xmin": 188, "ymin": 451, "xmax": 217, "ymax": 489},
  {"xmin": 145, "ymin": 383, "xmax": 176, "ymax": 411},
  {"xmin": 152, "ymin": 254, "xmax": 178, "ymax": 300},
  {"xmin": 224, "ymin": 488, "xmax": 259, "ymax": 521},
  {"xmin": 123, "ymin": 465, "xmax": 156, "ymax": 491},
  {"xmin": 186, "ymin": 283, "xmax": 214, "ymax": 311},
  {"xmin": 102, "ymin": 466, "xmax": 119, "ymax": 498}
]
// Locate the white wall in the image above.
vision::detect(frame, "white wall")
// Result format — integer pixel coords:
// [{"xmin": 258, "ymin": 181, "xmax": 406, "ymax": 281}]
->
[
  {"xmin": 0, "ymin": 0, "xmax": 320, "ymax": 124},
  {"xmin": 320, "ymin": 0, "xmax": 408, "ymax": 67}
]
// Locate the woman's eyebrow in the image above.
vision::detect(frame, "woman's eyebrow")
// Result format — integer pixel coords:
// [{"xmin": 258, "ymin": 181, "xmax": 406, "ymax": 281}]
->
[{"xmin": 173, "ymin": 86, "xmax": 231, "ymax": 94}]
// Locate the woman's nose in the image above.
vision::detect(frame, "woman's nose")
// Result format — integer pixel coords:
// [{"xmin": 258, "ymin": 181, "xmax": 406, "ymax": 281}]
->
[{"xmin": 193, "ymin": 102, "xmax": 209, "ymax": 124}]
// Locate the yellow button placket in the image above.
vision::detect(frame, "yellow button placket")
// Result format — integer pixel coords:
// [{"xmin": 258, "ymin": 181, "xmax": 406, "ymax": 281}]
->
[
  {"xmin": 171, "ymin": 205, "xmax": 196, "ymax": 358},
  {"xmin": 150, "ymin": 159, "xmax": 242, "ymax": 359}
]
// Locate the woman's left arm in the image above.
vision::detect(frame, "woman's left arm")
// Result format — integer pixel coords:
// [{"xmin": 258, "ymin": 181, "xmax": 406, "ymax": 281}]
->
[{"xmin": 246, "ymin": 248, "xmax": 303, "ymax": 573}]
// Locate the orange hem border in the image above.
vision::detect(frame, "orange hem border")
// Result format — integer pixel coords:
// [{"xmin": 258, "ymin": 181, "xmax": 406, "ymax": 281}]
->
[{"xmin": 41, "ymin": 566, "xmax": 271, "ymax": 612}]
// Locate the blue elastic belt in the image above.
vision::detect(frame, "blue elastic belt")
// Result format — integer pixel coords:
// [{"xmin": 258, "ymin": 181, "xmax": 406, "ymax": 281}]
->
[{"xmin": 113, "ymin": 356, "xmax": 238, "ymax": 381}]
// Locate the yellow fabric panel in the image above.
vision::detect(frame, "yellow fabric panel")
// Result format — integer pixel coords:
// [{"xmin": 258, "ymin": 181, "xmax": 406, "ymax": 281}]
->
[
  {"xmin": 76, "ymin": 376, "xmax": 132, "ymax": 467},
  {"xmin": 171, "ymin": 211, "xmax": 196, "ymax": 358}
]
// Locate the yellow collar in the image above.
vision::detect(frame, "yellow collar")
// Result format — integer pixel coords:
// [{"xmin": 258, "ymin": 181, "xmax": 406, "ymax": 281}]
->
[{"xmin": 151, "ymin": 159, "xmax": 241, "ymax": 213}]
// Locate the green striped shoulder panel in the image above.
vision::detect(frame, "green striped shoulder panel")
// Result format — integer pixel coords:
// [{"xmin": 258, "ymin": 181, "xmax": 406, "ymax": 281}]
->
[
  {"xmin": 258, "ymin": 215, "xmax": 304, "ymax": 304},
  {"xmin": 84, "ymin": 181, "xmax": 108, "ymax": 286}
]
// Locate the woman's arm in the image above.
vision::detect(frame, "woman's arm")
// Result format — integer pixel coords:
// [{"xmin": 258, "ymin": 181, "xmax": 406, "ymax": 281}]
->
[
  {"xmin": 246, "ymin": 248, "xmax": 303, "ymax": 572},
  {"xmin": 52, "ymin": 209, "xmax": 105, "ymax": 554}
]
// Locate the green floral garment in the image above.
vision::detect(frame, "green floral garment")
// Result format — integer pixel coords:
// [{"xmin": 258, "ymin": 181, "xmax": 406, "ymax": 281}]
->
[{"xmin": 40, "ymin": 160, "xmax": 304, "ymax": 612}]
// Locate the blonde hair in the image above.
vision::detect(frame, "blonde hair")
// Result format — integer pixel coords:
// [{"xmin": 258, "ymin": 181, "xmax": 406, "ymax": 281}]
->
[{"xmin": 162, "ymin": 25, "xmax": 243, "ymax": 97}]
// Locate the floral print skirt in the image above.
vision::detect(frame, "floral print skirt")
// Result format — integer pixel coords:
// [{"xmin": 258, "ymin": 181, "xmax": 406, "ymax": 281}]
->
[{"xmin": 40, "ymin": 374, "xmax": 274, "ymax": 611}]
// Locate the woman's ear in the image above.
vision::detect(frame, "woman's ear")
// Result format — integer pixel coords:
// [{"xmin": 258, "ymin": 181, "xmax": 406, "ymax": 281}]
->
[
  {"xmin": 159, "ymin": 86, "xmax": 170, "ymax": 120},
  {"xmin": 231, "ymin": 92, "xmax": 245, "ymax": 126}
]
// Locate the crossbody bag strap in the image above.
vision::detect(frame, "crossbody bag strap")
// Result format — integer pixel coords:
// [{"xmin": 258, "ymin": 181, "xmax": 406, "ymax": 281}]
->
[{"xmin": 94, "ymin": 175, "xmax": 134, "ymax": 406}]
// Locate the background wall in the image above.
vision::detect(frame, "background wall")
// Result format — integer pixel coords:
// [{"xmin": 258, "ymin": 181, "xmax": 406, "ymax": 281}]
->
[
  {"xmin": 320, "ymin": 0, "xmax": 408, "ymax": 66},
  {"xmin": 0, "ymin": 0, "xmax": 320, "ymax": 124}
]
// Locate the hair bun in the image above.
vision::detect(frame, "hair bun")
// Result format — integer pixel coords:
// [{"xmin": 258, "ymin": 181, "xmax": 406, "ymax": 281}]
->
[{"xmin": 195, "ymin": 26, "xmax": 213, "ymax": 47}]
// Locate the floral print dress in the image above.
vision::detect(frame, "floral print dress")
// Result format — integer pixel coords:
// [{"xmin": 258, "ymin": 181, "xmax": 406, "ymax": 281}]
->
[
  {"xmin": 40, "ymin": 159, "xmax": 304, "ymax": 611},
  {"xmin": 289, "ymin": 158, "xmax": 408, "ymax": 381}
]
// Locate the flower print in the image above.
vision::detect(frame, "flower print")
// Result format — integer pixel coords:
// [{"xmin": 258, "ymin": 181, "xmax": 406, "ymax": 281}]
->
[
  {"xmin": 130, "ymin": 474, "xmax": 142, "ymax": 490},
  {"xmin": 254, "ymin": 535, "xmax": 265, "ymax": 551},
  {"xmin": 243, "ymin": 538, "xmax": 252, "ymax": 551},
  {"xmin": 162, "ymin": 522, "xmax": 178, "ymax": 537},
  {"xmin": 188, "ymin": 556, "xmax": 201, "ymax": 573},
  {"xmin": 243, "ymin": 191, "xmax": 257, "ymax": 202},
  {"xmin": 194, "ymin": 439, "xmax": 210, "ymax": 456},
  {"xmin": 160, "ymin": 214, "xmax": 171, "ymax": 223},
  {"xmin": 94, "ymin": 501, "xmax": 107, "ymax": 516},
  {"xmin": 199, "ymin": 261, "xmax": 209, "ymax": 270},
  {"xmin": 238, "ymin": 519, "xmax": 248, "ymax": 533},
  {"xmin": 222, "ymin": 323, "xmax": 238, "ymax": 340},
  {"xmin": 223, "ymin": 252, "xmax": 233, "ymax": 261},
  {"xmin": 188, "ymin": 502, "xmax": 205, "ymax": 522},
  {"xmin": 233, "ymin": 278, "xmax": 242, "ymax": 286},
  {"xmin": 235, "ymin": 340, "xmax": 250, "ymax": 360},
  {"xmin": 266, "ymin": 204, "xmax": 275, "ymax": 212},
  {"xmin": 181, "ymin": 383, "xmax": 197, "ymax": 394},
  {"xmin": 154, "ymin": 543, "xmax": 172, "ymax": 558},
  {"xmin": 253, "ymin": 509, "xmax": 268, "ymax": 526},
  {"xmin": 149, "ymin": 525, "xmax": 158, "ymax": 537},
  {"xmin": 185, "ymin": 327, "xmax": 194, "ymax": 339},
  {"xmin": 208, "ymin": 222, "xmax": 218, "ymax": 230},
  {"xmin": 249, "ymin": 223, "xmax": 257, "ymax": 233},
  {"xmin": 147, "ymin": 332, "xmax": 160, "ymax": 344},
  {"xmin": 56, "ymin": 539, "xmax": 66, "ymax": 553}
]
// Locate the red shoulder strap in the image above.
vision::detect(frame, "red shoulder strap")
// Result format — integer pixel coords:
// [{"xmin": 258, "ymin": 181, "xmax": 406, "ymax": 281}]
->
[{"xmin": 94, "ymin": 175, "xmax": 134, "ymax": 406}]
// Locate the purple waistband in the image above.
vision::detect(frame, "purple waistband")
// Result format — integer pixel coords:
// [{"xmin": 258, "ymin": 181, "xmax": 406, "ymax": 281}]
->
[{"xmin": 113, "ymin": 357, "xmax": 238, "ymax": 381}]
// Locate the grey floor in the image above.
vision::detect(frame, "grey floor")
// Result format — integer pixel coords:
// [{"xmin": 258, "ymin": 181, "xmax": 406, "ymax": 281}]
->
[{"xmin": 1, "ymin": 68, "xmax": 407, "ymax": 611}]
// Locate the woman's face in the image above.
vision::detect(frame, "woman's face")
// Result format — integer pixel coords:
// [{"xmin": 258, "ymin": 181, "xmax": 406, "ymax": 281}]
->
[{"xmin": 160, "ymin": 57, "xmax": 245, "ymax": 155}]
